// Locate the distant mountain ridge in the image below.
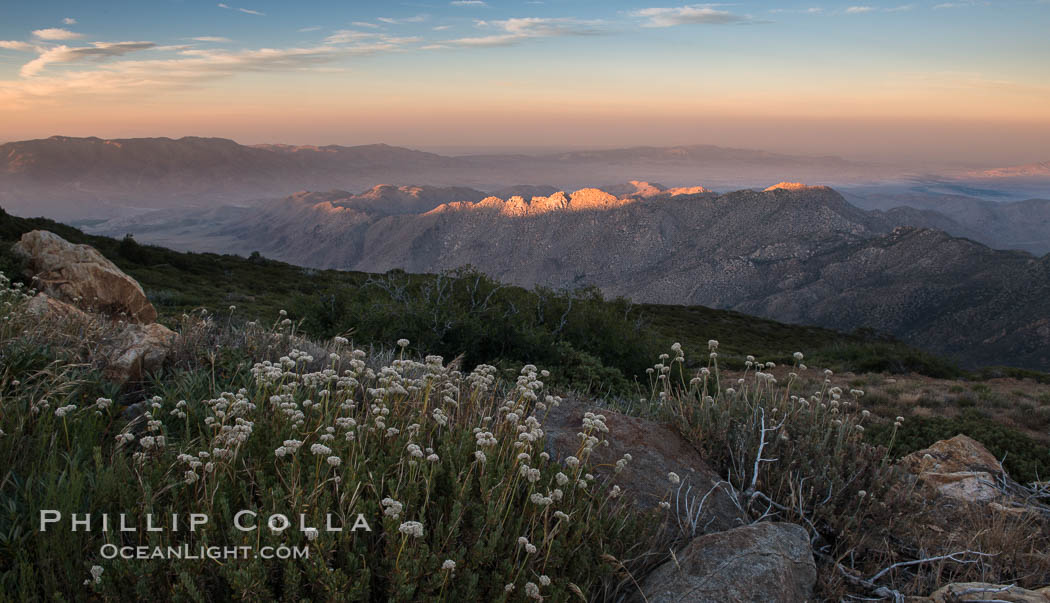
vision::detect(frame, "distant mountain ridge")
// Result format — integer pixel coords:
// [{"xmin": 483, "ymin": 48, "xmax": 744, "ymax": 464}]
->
[
  {"xmin": 968, "ymin": 161, "xmax": 1050, "ymax": 179},
  {"xmin": 0, "ymin": 135, "xmax": 915, "ymax": 220},
  {"xmin": 88, "ymin": 183, "xmax": 1050, "ymax": 370}
]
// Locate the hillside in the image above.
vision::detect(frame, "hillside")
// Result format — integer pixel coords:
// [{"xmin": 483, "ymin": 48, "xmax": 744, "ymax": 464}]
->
[
  {"xmin": 1, "ymin": 206, "xmax": 985, "ymax": 385},
  {"xmin": 87, "ymin": 185, "xmax": 1050, "ymax": 370},
  {"xmin": 2, "ymin": 223, "xmax": 1049, "ymax": 602},
  {"xmin": 846, "ymin": 190, "xmax": 1050, "ymax": 255}
]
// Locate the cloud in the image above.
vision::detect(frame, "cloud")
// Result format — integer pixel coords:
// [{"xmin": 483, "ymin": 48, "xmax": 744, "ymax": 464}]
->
[
  {"xmin": 63, "ymin": 18, "xmax": 77, "ymax": 25},
  {"xmin": 845, "ymin": 6, "xmax": 874, "ymax": 12},
  {"xmin": 433, "ymin": 25, "xmax": 453, "ymax": 31},
  {"xmin": 376, "ymin": 15, "xmax": 428, "ymax": 25},
  {"xmin": 632, "ymin": 5, "xmax": 750, "ymax": 27},
  {"xmin": 1, "ymin": 38, "xmax": 417, "ymax": 108},
  {"xmin": 324, "ymin": 30, "xmax": 380, "ymax": 44},
  {"xmin": 451, "ymin": 0, "xmax": 487, "ymax": 5},
  {"xmin": 32, "ymin": 28, "xmax": 83, "ymax": 41},
  {"xmin": 321, "ymin": 30, "xmax": 420, "ymax": 45},
  {"xmin": 21, "ymin": 41, "xmax": 157, "ymax": 77},
  {"xmin": 297, "ymin": 26, "xmax": 322, "ymax": 32},
  {"xmin": 448, "ymin": 17, "xmax": 600, "ymax": 46},
  {"xmin": 770, "ymin": 7, "xmax": 824, "ymax": 14},
  {"xmin": 217, "ymin": 3, "xmax": 266, "ymax": 16},
  {"xmin": 352, "ymin": 22, "xmax": 381, "ymax": 28},
  {"xmin": 0, "ymin": 41, "xmax": 34, "ymax": 51},
  {"xmin": 193, "ymin": 36, "xmax": 231, "ymax": 43}
]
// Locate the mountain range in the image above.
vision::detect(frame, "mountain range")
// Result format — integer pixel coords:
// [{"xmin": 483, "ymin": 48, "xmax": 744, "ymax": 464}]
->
[
  {"xmin": 5, "ymin": 135, "xmax": 1049, "ymax": 369},
  {"xmin": 87, "ymin": 182, "xmax": 1050, "ymax": 370},
  {"xmin": 1, "ymin": 135, "xmax": 928, "ymax": 220}
]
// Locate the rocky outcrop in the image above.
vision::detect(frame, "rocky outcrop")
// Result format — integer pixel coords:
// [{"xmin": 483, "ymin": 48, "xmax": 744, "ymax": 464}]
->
[
  {"xmin": 920, "ymin": 582, "xmax": 1050, "ymax": 602},
  {"xmin": 899, "ymin": 435, "xmax": 1009, "ymax": 504},
  {"xmin": 763, "ymin": 181, "xmax": 830, "ymax": 192},
  {"xmin": 13, "ymin": 230, "xmax": 158, "ymax": 323},
  {"xmin": 102, "ymin": 322, "xmax": 178, "ymax": 384},
  {"xmin": 13, "ymin": 230, "xmax": 176, "ymax": 384},
  {"xmin": 543, "ymin": 397, "xmax": 745, "ymax": 537},
  {"xmin": 25, "ymin": 292, "xmax": 93, "ymax": 322},
  {"xmin": 640, "ymin": 522, "xmax": 817, "ymax": 603}
]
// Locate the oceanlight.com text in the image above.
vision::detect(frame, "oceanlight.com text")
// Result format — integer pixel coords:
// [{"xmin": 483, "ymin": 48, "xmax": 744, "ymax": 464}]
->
[{"xmin": 99, "ymin": 544, "xmax": 310, "ymax": 561}]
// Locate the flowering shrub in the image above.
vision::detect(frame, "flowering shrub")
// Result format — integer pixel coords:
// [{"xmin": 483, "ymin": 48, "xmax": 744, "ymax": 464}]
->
[
  {"xmin": 647, "ymin": 341, "xmax": 1049, "ymax": 598},
  {"xmin": 0, "ymin": 278, "xmax": 654, "ymax": 600}
]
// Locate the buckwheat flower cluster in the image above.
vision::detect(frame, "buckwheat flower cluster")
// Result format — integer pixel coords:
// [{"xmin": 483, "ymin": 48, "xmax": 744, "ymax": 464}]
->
[
  {"xmin": 86, "ymin": 567, "xmax": 102, "ymax": 588},
  {"xmin": 382, "ymin": 498, "xmax": 403, "ymax": 518},
  {"xmin": 398, "ymin": 521, "xmax": 424, "ymax": 538},
  {"xmin": 274, "ymin": 439, "xmax": 303, "ymax": 458},
  {"xmin": 169, "ymin": 400, "xmax": 188, "ymax": 419},
  {"xmin": 518, "ymin": 536, "xmax": 537, "ymax": 554}
]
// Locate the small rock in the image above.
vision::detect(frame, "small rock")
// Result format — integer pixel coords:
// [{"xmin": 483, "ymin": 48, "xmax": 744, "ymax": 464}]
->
[
  {"xmin": 103, "ymin": 322, "xmax": 178, "ymax": 384},
  {"xmin": 899, "ymin": 435, "xmax": 1008, "ymax": 504},
  {"xmin": 640, "ymin": 522, "xmax": 816, "ymax": 603}
]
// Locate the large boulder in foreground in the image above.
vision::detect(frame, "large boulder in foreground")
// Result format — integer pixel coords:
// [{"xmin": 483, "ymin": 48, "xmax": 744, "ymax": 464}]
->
[
  {"xmin": 898, "ymin": 435, "xmax": 1008, "ymax": 504},
  {"xmin": 12, "ymin": 230, "xmax": 177, "ymax": 384},
  {"xmin": 640, "ymin": 522, "xmax": 816, "ymax": 603},
  {"xmin": 12, "ymin": 230, "xmax": 158, "ymax": 323},
  {"xmin": 543, "ymin": 397, "xmax": 745, "ymax": 537},
  {"xmin": 921, "ymin": 582, "xmax": 1050, "ymax": 602}
]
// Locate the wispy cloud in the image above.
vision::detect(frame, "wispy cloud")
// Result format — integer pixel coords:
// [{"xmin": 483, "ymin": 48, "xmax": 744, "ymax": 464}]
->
[
  {"xmin": 32, "ymin": 28, "xmax": 83, "ymax": 41},
  {"xmin": 433, "ymin": 25, "xmax": 453, "ymax": 31},
  {"xmin": 192, "ymin": 36, "xmax": 231, "ymax": 43},
  {"xmin": 0, "ymin": 40, "xmax": 35, "ymax": 51},
  {"xmin": 843, "ymin": 4, "xmax": 913, "ymax": 14},
  {"xmin": 217, "ymin": 3, "xmax": 266, "ymax": 16},
  {"xmin": 377, "ymin": 15, "xmax": 428, "ymax": 25},
  {"xmin": 451, "ymin": 0, "xmax": 487, "ymax": 6},
  {"xmin": 770, "ymin": 7, "xmax": 824, "ymax": 14},
  {"xmin": 632, "ymin": 5, "xmax": 751, "ymax": 27},
  {"xmin": 448, "ymin": 17, "xmax": 600, "ymax": 46},
  {"xmin": 352, "ymin": 22, "xmax": 381, "ymax": 29},
  {"xmin": 887, "ymin": 70, "xmax": 1050, "ymax": 97},
  {"xmin": 63, "ymin": 18, "xmax": 77, "ymax": 26},
  {"xmin": 21, "ymin": 41, "xmax": 157, "ymax": 77},
  {"xmin": 0, "ymin": 28, "xmax": 425, "ymax": 108},
  {"xmin": 324, "ymin": 30, "xmax": 377, "ymax": 44}
]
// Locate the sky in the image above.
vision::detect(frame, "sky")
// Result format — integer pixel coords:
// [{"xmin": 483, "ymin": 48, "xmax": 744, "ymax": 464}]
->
[{"xmin": 1, "ymin": 0, "xmax": 1049, "ymax": 164}]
